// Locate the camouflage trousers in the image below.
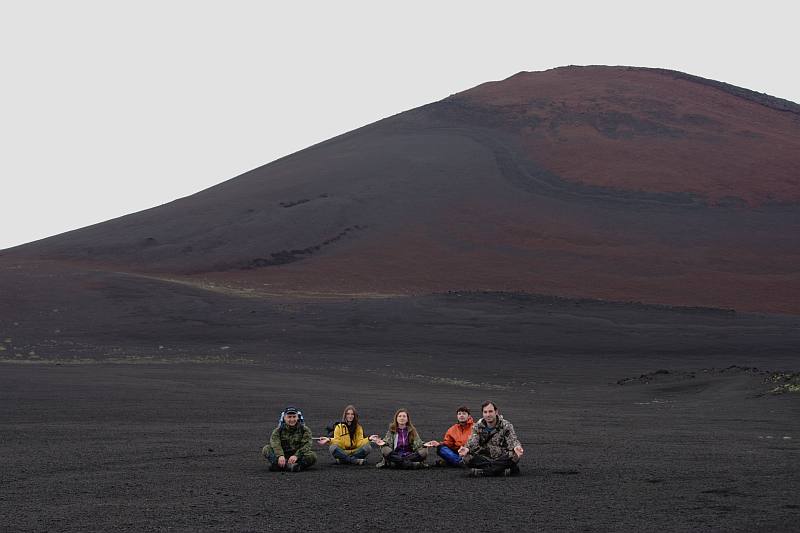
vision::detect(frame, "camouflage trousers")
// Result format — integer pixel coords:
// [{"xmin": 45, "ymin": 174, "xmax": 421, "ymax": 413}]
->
[
  {"xmin": 465, "ymin": 452, "xmax": 519, "ymax": 476},
  {"xmin": 262, "ymin": 445, "xmax": 317, "ymax": 471}
]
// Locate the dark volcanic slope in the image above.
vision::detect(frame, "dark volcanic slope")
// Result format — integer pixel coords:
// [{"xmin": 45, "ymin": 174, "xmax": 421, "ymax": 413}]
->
[{"xmin": 4, "ymin": 66, "xmax": 800, "ymax": 313}]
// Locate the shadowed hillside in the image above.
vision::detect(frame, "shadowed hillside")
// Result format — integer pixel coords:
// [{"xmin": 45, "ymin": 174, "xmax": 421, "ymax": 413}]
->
[{"xmin": 3, "ymin": 66, "xmax": 799, "ymax": 313}]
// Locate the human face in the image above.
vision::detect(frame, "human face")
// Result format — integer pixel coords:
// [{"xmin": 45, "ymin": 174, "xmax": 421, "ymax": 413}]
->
[
  {"xmin": 345, "ymin": 409, "xmax": 355, "ymax": 423},
  {"xmin": 396, "ymin": 411, "xmax": 408, "ymax": 426},
  {"xmin": 456, "ymin": 411, "xmax": 470, "ymax": 423},
  {"xmin": 284, "ymin": 413, "xmax": 299, "ymax": 426},
  {"xmin": 482, "ymin": 404, "xmax": 497, "ymax": 425}
]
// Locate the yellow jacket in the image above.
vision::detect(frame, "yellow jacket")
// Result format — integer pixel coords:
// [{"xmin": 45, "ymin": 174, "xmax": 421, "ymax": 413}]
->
[{"xmin": 331, "ymin": 423, "xmax": 370, "ymax": 451}]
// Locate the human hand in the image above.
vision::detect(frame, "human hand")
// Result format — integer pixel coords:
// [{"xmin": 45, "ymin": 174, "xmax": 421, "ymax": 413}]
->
[
  {"xmin": 288, "ymin": 455, "xmax": 298, "ymax": 465},
  {"xmin": 317, "ymin": 437, "xmax": 330, "ymax": 445},
  {"xmin": 514, "ymin": 445, "xmax": 524, "ymax": 458},
  {"xmin": 424, "ymin": 440, "xmax": 439, "ymax": 447},
  {"xmin": 278, "ymin": 456, "xmax": 286, "ymax": 467},
  {"xmin": 458, "ymin": 446, "xmax": 469, "ymax": 457}
]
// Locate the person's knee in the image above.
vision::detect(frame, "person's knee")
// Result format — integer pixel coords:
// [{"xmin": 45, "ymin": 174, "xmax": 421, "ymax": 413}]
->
[
  {"xmin": 263, "ymin": 446, "xmax": 279, "ymax": 464},
  {"xmin": 438, "ymin": 446, "xmax": 460, "ymax": 465},
  {"xmin": 381, "ymin": 446, "xmax": 392, "ymax": 457},
  {"xmin": 303, "ymin": 451, "xmax": 317, "ymax": 466},
  {"xmin": 328, "ymin": 444, "xmax": 341, "ymax": 454},
  {"xmin": 359, "ymin": 444, "xmax": 372, "ymax": 456},
  {"xmin": 417, "ymin": 447, "xmax": 428, "ymax": 459}
]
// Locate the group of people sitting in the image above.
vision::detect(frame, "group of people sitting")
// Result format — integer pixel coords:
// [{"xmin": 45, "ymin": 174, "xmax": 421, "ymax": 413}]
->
[{"xmin": 261, "ymin": 400, "xmax": 524, "ymax": 477}]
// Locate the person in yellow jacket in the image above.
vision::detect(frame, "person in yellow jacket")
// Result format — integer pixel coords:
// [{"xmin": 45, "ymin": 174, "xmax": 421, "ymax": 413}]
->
[{"xmin": 317, "ymin": 404, "xmax": 372, "ymax": 465}]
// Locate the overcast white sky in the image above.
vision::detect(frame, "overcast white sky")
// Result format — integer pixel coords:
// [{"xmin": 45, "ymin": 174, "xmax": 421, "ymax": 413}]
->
[{"xmin": 1, "ymin": 1, "xmax": 796, "ymax": 250}]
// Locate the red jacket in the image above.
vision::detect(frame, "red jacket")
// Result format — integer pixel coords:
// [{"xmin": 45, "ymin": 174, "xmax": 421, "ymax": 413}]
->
[{"xmin": 442, "ymin": 416, "xmax": 475, "ymax": 450}]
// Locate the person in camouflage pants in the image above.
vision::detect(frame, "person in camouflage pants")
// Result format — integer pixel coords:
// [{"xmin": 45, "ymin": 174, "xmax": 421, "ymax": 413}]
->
[
  {"xmin": 459, "ymin": 401, "xmax": 524, "ymax": 477},
  {"xmin": 262, "ymin": 406, "xmax": 317, "ymax": 472}
]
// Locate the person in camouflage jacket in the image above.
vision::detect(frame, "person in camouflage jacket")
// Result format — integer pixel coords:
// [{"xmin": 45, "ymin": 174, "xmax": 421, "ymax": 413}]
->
[
  {"xmin": 261, "ymin": 406, "xmax": 317, "ymax": 472},
  {"xmin": 460, "ymin": 401, "xmax": 524, "ymax": 477}
]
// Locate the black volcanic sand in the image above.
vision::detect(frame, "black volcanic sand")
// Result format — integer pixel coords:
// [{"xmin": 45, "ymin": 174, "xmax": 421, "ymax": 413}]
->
[
  {"xmin": 2, "ymin": 271, "xmax": 799, "ymax": 531},
  {"xmin": 2, "ymin": 265, "xmax": 800, "ymax": 365},
  {"xmin": 2, "ymin": 360, "xmax": 799, "ymax": 532}
]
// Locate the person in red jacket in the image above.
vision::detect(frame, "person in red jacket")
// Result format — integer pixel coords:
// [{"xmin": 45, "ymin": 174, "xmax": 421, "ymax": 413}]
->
[{"xmin": 424, "ymin": 406, "xmax": 474, "ymax": 466}]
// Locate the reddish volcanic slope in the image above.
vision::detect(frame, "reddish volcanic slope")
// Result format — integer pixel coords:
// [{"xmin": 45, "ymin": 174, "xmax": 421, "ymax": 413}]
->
[
  {"xmin": 462, "ymin": 67, "xmax": 800, "ymax": 206},
  {"xmin": 3, "ymin": 66, "xmax": 800, "ymax": 313}
]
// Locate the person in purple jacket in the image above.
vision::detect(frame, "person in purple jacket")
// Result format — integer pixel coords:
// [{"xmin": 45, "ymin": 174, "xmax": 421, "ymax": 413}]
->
[{"xmin": 369, "ymin": 408, "xmax": 428, "ymax": 469}]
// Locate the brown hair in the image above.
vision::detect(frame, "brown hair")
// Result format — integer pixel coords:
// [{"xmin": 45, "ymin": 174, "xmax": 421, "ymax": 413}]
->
[
  {"xmin": 389, "ymin": 408, "xmax": 419, "ymax": 441},
  {"xmin": 456, "ymin": 406, "xmax": 471, "ymax": 415},
  {"xmin": 341, "ymin": 404, "xmax": 360, "ymax": 447},
  {"xmin": 481, "ymin": 400, "xmax": 498, "ymax": 412}
]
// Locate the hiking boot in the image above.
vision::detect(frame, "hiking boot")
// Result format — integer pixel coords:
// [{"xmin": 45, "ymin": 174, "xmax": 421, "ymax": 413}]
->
[
  {"xmin": 375, "ymin": 459, "xmax": 386, "ymax": 469},
  {"xmin": 353, "ymin": 458, "xmax": 366, "ymax": 466},
  {"xmin": 334, "ymin": 458, "xmax": 343, "ymax": 465},
  {"xmin": 434, "ymin": 458, "xmax": 446, "ymax": 467},
  {"xmin": 407, "ymin": 461, "xmax": 425, "ymax": 470},
  {"xmin": 503, "ymin": 468, "xmax": 512, "ymax": 476},
  {"xmin": 468, "ymin": 468, "xmax": 485, "ymax": 477}
]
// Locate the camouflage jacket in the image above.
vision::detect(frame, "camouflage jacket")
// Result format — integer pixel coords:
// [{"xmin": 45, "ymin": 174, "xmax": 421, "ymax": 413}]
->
[
  {"xmin": 465, "ymin": 415, "xmax": 521, "ymax": 460},
  {"xmin": 269, "ymin": 423, "xmax": 313, "ymax": 458}
]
